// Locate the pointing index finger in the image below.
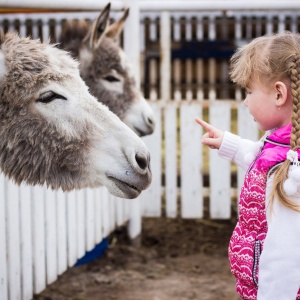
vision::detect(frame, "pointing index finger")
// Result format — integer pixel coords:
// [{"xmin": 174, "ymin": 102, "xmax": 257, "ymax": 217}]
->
[{"xmin": 194, "ymin": 118, "xmax": 213, "ymax": 132}]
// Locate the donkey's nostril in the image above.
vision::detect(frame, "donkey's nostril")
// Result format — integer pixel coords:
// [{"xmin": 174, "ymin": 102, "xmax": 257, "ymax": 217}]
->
[
  {"xmin": 147, "ymin": 116, "xmax": 154, "ymax": 126},
  {"xmin": 135, "ymin": 153, "xmax": 148, "ymax": 170}
]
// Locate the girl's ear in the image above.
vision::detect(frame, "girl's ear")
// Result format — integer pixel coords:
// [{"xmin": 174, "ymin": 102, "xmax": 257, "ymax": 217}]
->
[{"xmin": 274, "ymin": 81, "xmax": 288, "ymax": 107}]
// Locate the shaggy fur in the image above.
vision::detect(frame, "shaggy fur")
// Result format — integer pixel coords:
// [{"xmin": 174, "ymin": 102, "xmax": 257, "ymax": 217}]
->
[
  {"xmin": 0, "ymin": 31, "xmax": 152, "ymax": 197},
  {"xmin": 61, "ymin": 21, "xmax": 132, "ymax": 119},
  {"xmin": 0, "ymin": 33, "xmax": 89, "ymax": 190},
  {"xmin": 60, "ymin": 5, "xmax": 155, "ymax": 136}
]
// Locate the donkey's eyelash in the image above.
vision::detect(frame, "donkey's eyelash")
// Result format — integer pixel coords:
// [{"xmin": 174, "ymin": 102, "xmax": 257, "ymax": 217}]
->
[
  {"xmin": 104, "ymin": 75, "xmax": 120, "ymax": 82},
  {"xmin": 37, "ymin": 91, "xmax": 67, "ymax": 103}
]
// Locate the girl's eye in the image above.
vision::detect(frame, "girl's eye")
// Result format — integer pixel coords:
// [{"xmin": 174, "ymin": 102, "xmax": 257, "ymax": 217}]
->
[
  {"xmin": 37, "ymin": 91, "xmax": 67, "ymax": 103},
  {"xmin": 104, "ymin": 75, "xmax": 120, "ymax": 82}
]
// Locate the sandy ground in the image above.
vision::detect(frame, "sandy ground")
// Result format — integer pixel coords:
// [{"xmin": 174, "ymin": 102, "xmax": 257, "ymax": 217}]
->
[{"xmin": 34, "ymin": 217, "xmax": 241, "ymax": 300}]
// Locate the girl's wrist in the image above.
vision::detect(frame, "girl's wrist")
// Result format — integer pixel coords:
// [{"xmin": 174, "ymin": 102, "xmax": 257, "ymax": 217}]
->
[{"xmin": 218, "ymin": 131, "xmax": 241, "ymax": 161}]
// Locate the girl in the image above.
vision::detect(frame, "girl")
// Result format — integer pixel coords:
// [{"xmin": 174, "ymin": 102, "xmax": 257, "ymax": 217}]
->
[{"xmin": 196, "ymin": 32, "xmax": 300, "ymax": 299}]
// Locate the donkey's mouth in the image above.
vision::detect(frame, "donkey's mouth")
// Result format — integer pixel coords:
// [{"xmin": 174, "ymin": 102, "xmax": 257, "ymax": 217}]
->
[
  {"xmin": 107, "ymin": 175, "xmax": 141, "ymax": 199},
  {"xmin": 133, "ymin": 126, "xmax": 147, "ymax": 137}
]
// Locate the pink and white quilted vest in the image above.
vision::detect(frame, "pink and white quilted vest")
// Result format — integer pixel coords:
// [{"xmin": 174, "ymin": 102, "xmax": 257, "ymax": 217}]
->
[{"xmin": 229, "ymin": 124, "xmax": 300, "ymax": 300}]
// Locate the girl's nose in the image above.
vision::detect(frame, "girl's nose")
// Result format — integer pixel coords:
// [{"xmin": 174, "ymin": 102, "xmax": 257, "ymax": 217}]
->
[{"xmin": 243, "ymin": 98, "xmax": 248, "ymax": 107}]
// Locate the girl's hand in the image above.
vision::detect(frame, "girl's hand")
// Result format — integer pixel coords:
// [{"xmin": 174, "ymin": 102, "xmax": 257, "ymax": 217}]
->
[{"xmin": 195, "ymin": 118, "xmax": 224, "ymax": 149}]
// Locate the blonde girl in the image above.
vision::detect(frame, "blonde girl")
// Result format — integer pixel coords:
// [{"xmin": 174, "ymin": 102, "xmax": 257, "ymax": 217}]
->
[{"xmin": 196, "ymin": 32, "xmax": 300, "ymax": 299}]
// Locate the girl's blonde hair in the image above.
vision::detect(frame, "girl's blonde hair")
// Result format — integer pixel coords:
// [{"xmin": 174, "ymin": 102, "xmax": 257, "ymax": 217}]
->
[{"xmin": 230, "ymin": 31, "xmax": 300, "ymax": 212}]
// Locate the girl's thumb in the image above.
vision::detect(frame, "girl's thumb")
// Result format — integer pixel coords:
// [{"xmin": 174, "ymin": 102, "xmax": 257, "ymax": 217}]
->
[{"xmin": 202, "ymin": 137, "xmax": 219, "ymax": 149}]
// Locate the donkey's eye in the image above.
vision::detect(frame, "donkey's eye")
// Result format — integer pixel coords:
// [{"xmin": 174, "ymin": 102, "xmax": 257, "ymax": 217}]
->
[
  {"xmin": 37, "ymin": 91, "xmax": 67, "ymax": 103},
  {"xmin": 104, "ymin": 75, "xmax": 120, "ymax": 82}
]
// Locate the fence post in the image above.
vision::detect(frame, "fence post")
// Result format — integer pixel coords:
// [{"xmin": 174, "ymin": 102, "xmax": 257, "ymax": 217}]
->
[
  {"xmin": 160, "ymin": 11, "xmax": 177, "ymax": 217},
  {"xmin": 123, "ymin": 0, "xmax": 142, "ymax": 241},
  {"xmin": 123, "ymin": 0, "xmax": 141, "ymax": 87},
  {"xmin": 160, "ymin": 11, "xmax": 171, "ymax": 101}
]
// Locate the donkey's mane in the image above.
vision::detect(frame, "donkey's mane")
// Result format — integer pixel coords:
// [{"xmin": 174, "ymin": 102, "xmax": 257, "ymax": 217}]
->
[
  {"xmin": 0, "ymin": 32, "xmax": 89, "ymax": 189},
  {"xmin": 1, "ymin": 32, "xmax": 78, "ymax": 105},
  {"xmin": 60, "ymin": 20, "xmax": 90, "ymax": 58}
]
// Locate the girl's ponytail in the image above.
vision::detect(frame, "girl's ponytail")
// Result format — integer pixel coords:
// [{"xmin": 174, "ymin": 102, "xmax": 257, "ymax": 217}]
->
[{"xmin": 271, "ymin": 54, "xmax": 300, "ymax": 213}]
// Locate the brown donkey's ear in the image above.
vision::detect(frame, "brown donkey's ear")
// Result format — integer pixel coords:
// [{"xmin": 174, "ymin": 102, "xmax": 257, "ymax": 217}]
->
[
  {"xmin": 105, "ymin": 8, "xmax": 129, "ymax": 42},
  {"xmin": 83, "ymin": 2, "xmax": 111, "ymax": 49},
  {"xmin": 0, "ymin": 28, "xmax": 4, "ymax": 46},
  {"xmin": 0, "ymin": 28, "xmax": 6, "ymax": 81}
]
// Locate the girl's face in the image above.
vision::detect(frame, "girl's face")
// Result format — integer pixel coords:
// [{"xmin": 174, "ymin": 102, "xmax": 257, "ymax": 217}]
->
[{"xmin": 244, "ymin": 80, "xmax": 291, "ymax": 131}]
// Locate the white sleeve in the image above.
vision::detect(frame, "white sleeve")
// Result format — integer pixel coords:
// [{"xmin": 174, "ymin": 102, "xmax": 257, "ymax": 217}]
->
[
  {"xmin": 257, "ymin": 176, "xmax": 300, "ymax": 300},
  {"xmin": 218, "ymin": 131, "xmax": 258, "ymax": 171}
]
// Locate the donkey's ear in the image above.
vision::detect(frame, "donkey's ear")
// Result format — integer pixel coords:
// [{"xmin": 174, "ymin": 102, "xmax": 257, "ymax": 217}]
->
[
  {"xmin": 0, "ymin": 29, "xmax": 6, "ymax": 81},
  {"xmin": 83, "ymin": 2, "xmax": 111, "ymax": 49},
  {"xmin": 0, "ymin": 28, "xmax": 4, "ymax": 46},
  {"xmin": 105, "ymin": 8, "xmax": 129, "ymax": 42}
]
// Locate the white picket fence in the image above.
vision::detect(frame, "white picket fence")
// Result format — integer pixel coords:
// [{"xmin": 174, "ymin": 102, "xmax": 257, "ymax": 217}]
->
[
  {"xmin": 1, "ymin": 1, "xmax": 300, "ymax": 299},
  {"xmin": 0, "ymin": 100, "xmax": 258, "ymax": 300}
]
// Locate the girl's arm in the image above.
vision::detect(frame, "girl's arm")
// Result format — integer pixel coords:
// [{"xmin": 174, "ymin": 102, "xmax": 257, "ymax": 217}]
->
[
  {"xmin": 257, "ymin": 176, "xmax": 300, "ymax": 299},
  {"xmin": 195, "ymin": 118, "xmax": 258, "ymax": 170},
  {"xmin": 218, "ymin": 131, "xmax": 257, "ymax": 171}
]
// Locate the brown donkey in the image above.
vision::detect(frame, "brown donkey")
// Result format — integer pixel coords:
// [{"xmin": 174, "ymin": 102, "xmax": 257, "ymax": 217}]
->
[
  {"xmin": 0, "ymin": 31, "xmax": 151, "ymax": 198},
  {"xmin": 60, "ymin": 3, "xmax": 155, "ymax": 137}
]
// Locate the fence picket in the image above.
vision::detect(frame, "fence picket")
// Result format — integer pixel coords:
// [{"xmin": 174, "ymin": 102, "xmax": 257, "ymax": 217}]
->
[
  {"xmin": 7, "ymin": 181, "xmax": 21, "ymax": 300},
  {"xmin": 208, "ymin": 59, "xmax": 216, "ymax": 100},
  {"xmin": 101, "ymin": 187, "xmax": 110, "ymax": 238},
  {"xmin": 115, "ymin": 197, "xmax": 125, "ymax": 227},
  {"xmin": 141, "ymin": 102, "xmax": 162, "ymax": 217},
  {"xmin": 19, "ymin": 183, "xmax": 33, "ymax": 300},
  {"xmin": 0, "ymin": 174, "xmax": 7, "ymax": 300},
  {"xmin": 109, "ymin": 193, "xmax": 116, "ymax": 232},
  {"xmin": 42, "ymin": 19, "xmax": 49, "ymax": 41},
  {"xmin": 186, "ymin": 59, "xmax": 193, "ymax": 100},
  {"xmin": 180, "ymin": 102, "xmax": 203, "ymax": 218},
  {"xmin": 56, "ymin": 190, "xmax": 67, "ymax": 275},
  {"xmin": 76, "ymin": 190, "xmax": 86, "ymax": 259},
  {"xmin": 209, "ymin": 102, "xmax": 231, "ymax": 219},
  {"xmin": 164, "ymin": 102, "xmax": 178, "ymax": 217},
  {"xmin": 160, "ymin": 11, "xmax": 171, "ymax": 101},
  {"xmin": 85, "ymin": 189, "xmax": 95, "ymax": 251},
  {"xmin": 45, "ymin": 188, "xmax": 57, "ymax": 285},
  {"xmin": 149, "ymin": 16, "xmax": 157, "ymax": 41},
  {"xmin": 173, "ymin": 59, "xmax": 182, "ymax": 100},
  {"xmin": 94, "ymin": 188, "xmax": 103, "ymax": 244},
  {"xmin": 32, "ymin": 186, "xmax": 46, "ymax": 294},
  {"xmin": 66, "ymin": 190, "xmax": 77, "ymax": 267},
  {"xmin": 196, "ymin": 59, "xmax": 204, "ymax": 100},
  {"xmin": 149, "ymin": 59, "xmax": 158, "ymax": 100},
  {"xmin": 127, "ymin": 198, "xmax": 142, "ymax": 239}
]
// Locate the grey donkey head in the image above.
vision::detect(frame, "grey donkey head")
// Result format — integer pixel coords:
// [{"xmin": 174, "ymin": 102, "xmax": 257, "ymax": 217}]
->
[
  {"xmin": 60, "ymin": 3, "xmax": 155, "ymax": 137},
  {"xmin": 0, "ymin": 30, "xmax": 151, "ymax": 198}
]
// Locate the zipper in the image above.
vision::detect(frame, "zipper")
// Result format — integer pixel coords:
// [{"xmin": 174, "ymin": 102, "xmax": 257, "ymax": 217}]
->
[
  {"xmin": 252, "ymin": 239, "xmax": 261, "ymax": 287},
  {"xmin": 247, "ymin": 142, "xmax": 264, "ymax": 174}
]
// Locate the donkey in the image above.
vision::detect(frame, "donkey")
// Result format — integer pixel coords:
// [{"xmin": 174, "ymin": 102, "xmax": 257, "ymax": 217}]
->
[
  {"xmin": 60, "ymin": 3, "xmax": 155, "ymax": 137},
  {"xmin": 0, "ymin": 31, "xmax": 151, "ymax": 199}
]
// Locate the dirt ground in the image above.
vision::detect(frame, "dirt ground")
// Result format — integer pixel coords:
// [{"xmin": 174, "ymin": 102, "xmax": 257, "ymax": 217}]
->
[{"xmin": 34, "ymin": 217, "xmax": 241, "ymax": 300}]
